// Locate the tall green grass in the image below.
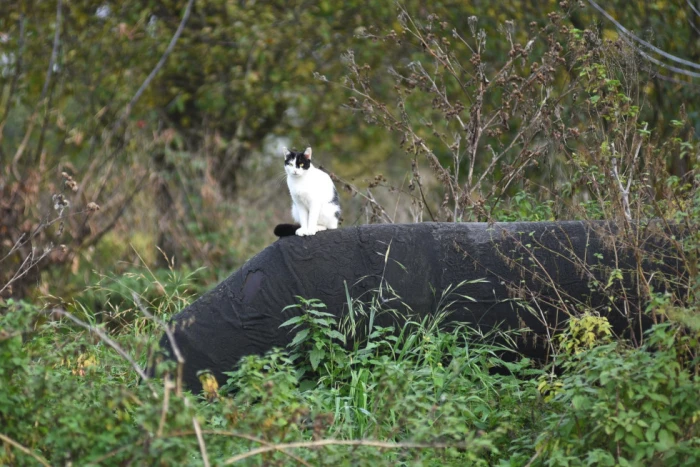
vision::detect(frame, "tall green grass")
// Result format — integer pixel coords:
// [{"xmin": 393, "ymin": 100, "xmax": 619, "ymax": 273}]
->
[{"xmin": 1, "ymin": 270, "xmax": 699, "ymax": 465}]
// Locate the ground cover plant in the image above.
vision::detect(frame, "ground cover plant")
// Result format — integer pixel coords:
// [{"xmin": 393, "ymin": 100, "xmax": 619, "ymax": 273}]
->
[
  {"xmin": 1, "ymin": 284, "xmax": 699, "ymax": 465},
  {"xmin": 2, "ymin": 1, "xmax": 700, "ymax": 465}
]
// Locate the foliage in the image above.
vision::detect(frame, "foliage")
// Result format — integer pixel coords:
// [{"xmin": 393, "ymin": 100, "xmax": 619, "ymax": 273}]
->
[
  {"xmin": 2, "ymin": 1, "xmax": 700, "ymax": 465},
  {"xmin": 2, "ymin": 0, "xmax": 700, "ymax": 303},
  {"xmin": 538, "ymin": 324, "xmax": 700, "ymax": 466},
  {"xmin": 2, "ymin": 287, "xmax": 700, "ymax": 465}
]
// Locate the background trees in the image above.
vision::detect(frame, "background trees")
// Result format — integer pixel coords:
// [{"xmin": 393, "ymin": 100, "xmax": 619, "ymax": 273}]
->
[
  {"xmin": 1, "ymin": 0, "xmax": 699, "ymax": 299},
  {"xmin": 1, "ymin": 2, "xmax": 700, "ymax": 464}
]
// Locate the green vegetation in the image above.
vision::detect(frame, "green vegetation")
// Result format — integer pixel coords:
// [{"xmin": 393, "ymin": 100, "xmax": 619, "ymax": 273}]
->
[
  {"xmin": 2, "ymin": 0, "xmax": 700, "ymax": 465},
  {"xmin": 2, "ymin": 288, "xmax": 699, "ymax": 465}
]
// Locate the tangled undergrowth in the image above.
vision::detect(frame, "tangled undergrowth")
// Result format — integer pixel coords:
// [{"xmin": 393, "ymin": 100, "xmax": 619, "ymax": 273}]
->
[{"xmin": 1, "ymin": 282, "xmax": 699, "ymax": 466}]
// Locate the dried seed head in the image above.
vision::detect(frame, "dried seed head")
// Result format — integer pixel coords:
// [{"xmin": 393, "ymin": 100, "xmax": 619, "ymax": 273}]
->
[
  {"xmin": 468, "ymin": 16, "xmax": 478, "ymax": 35},
  {"xmin": 65, "ymin": 179, "xmax": 78, "ymax": 192},
  {"xmin": 52, "ymin": 194, "xmax": 70, "ymax": 211},
  {"xmin": 87, "ymin": 202, "xmax": 100, "ymax": 213}
]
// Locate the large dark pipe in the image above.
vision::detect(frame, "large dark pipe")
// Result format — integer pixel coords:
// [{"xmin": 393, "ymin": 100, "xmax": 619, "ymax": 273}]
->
[{"xmin": 159, "ymin": 222, "xmax": 682, "ymax": 392}]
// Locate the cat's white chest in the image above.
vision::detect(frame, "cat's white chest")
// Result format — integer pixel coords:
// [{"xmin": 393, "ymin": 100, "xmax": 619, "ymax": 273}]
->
[{"xmin": 287, "ymin": 171, "xmax": 325, "ymax": 207}]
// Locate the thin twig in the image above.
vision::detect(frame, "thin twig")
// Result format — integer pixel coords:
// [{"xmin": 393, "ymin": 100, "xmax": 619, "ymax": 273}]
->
[
  {"xmin": 85, "ymin": 171, "xmax": 149, "ymax": 248},
  {"xmin": 587, "ymin": 0, "xmax": 700, "ymax": 73},
  {"xmin": 32, "ymin": 0, "xmax": 63, "ymax": 164},
  {"xmin": 610, "ymin": 148, "xmax": 631, "ymax": 221},
  {"xmin": 116, "ymin": 0, "xmax": 195, "ymax": 129},
  {"xmin": 0, "ymin": 13, "xmax": 26, "ymax": 148},
  {"xmin": 50, "ymin": 308, "xmax": 157, "ymax": 396},
  {"xmin": 40, "ymin": 0, "xmax": 63, "ymax": 101},
  {"xmin": 0, "ymin": 247, "xmax": 52, "ymax": 296},
  {"xmin": 183, "ymin": 398, "xmax": 210, "ymax": 467},
  {"xmin": 90, "ymin": 429, "xmax": 313, "ymax": 467},
  {"xmin": 132, "ymin": 289, "xmax": 185, "ymax": 395},
  {"xmin": 223, "ymin": 438, "xmax": 472, "ymax": 465},
  {"xmin": 156, "ymin": 376, "xmax": 173, "ymax": 437},
  {"xmin": 0, "ymin": 433, "xmax": 51, "ymax": 467}
]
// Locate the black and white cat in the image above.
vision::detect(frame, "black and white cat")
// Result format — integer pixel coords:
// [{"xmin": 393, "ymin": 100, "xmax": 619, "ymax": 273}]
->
[{"xmin": 274, "ymin": 147, "xmax": 341, "ymax": 237}]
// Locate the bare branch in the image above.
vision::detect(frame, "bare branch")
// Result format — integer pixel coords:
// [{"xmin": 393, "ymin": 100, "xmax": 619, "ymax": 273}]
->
[
  {"xmin": 116, "ymin": 0, "xmax": 195, "ymax": 129},
  {"xmin": 222, "ymin": 438, "xmax": 474, "ymax": 465},
  {"xmin": 0, "ymin": 13, "xmax": 26, "ymax": 149},
  {"xmin": 184, "ymin": 398, "xmax": 210, "ymax": 467},
  {"xmin": 0, "ymin": 433, "xmax": 51, "ymax": 467},
  {"xmin": 49, "ymin": 308, "xmax": 156, "ymax": 396},
  {"xmin": 587, "ymin": 0, "xmax": 700, "ymax": 77},
  {"xmin": 610, "ymin": 147, "xmax": 631, "ymax": 221},
  {"xmin": 32, "ymin": 0, "xmax": 63, "ymax": 164},
  {"xmin": 40, "ymin": 0, "xmax": 63, "ymax": 101},
  {"xmin": 132, "ymin": 289, "xmax": 185, "ymax": 395}
]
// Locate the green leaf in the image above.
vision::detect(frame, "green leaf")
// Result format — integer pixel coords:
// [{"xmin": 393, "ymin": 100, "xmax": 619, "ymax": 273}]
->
[
  {"xmin": 324, "ymin": 330, "xmax": 347, "ymax": 344},
  {"xmin": 309, "ymin": 347, "xmax": 325, "ymax": 371},
  {"xmin": 572, "ymin": 395, "xmax": 589, "ymax": 410},
  {"xmin": 279, "ymin": 316, "xmax": 304, "ymax": 328},
  {"xmin": 665, "ymin": 421, "xmax": 681, "ymax": 434},
  {"xmin": 648, "ymin": 393, "xmax": 670, "ymax": 404},
  {"xmin": 289, "ymin": 329, "xmax": 310, "ymax": 348},
  {"xmin": 656, "ymin": 429, "xmax": 675, "ymax": 451}
]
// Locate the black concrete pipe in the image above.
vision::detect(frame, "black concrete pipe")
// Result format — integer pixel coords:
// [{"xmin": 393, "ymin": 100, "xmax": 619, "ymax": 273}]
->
[{"xmin": 159, "ymin": 222, "xmax": 682, "ymax": 391}]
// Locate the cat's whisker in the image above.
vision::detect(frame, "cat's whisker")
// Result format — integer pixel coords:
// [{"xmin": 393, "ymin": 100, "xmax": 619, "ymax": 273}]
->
[{"xmin": 275, "ymin": 171, "xmax": 288, "ymax": 184}]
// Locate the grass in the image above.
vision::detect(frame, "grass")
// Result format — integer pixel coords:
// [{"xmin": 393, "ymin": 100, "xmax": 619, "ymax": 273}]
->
[{"xmin": 1, "ymin": 268, "xmax": 699, "ymax": 466}]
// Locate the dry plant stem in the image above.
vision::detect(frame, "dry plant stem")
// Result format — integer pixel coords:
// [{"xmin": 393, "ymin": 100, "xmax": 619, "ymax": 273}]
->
[
  {"xmin": 183, "ymin": 398, "xmax": 210, "ymax": 467},
  {"xmin": 10, "ymin": 112, "xmax": 37, "ymax": 179},
  {"xmin": 156, "ymin": 376, "xmax": 173, "ymax": 438},
  {"xmin": 91, "ymin": 430, "xmax": 313, "ymax": 467},
  {"xmin": 132, "ymin": 289, "xmax": 185, "ymax": 395},
  {"xmin": 0, "ymin": 208, "xmax": 87, "ymax": 265},
  {"xmin": 587, "ymin": 0, "xmax": 700, "ymax": 77},
  {"xmin": 222, "ymin": 438, "xmax": 473, "ymax": 465},
  {"xmin": 0, "ymin": 433, "xmax": 51, "ymax": 467},
  {"xmin": 50, "ymin": 308, "xmax": 157, "ymax": 396},
  {"xmin": 532, "ymin": 297, "xmax": 558, "ymax": 365},
  {"xmin": 116, "ymin": 0, "xmax": 195, "ymax": 129},
  {"xmin": 175, "ymin": 431, "xmax": 313, "ymax": 467},
  {"xmin": 0, "ymin": 247, "xmax": 51, "ymax": 296},
  {"xmin": 0, "ymin": 209, "xmax": 92, "ymax": 297},
  {"xmin": 0, "ymin": 13, "xmax": 25, "ymax": 147},
  {"xmin": 31, "ymin": 0, "xmax": 63, "ymax": 166},
  {"xmin": 611, "ymin": 154, "xmax": 631, "ymax": 220},
  {"xmin": 85, "ymin": 171, "xmax": 148, "ymax": 248}
]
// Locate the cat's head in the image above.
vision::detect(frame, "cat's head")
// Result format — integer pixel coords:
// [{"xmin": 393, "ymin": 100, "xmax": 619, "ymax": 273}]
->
[{"xmin": 282, "ymin": 147, "xmax": 312, "ymax": 176}]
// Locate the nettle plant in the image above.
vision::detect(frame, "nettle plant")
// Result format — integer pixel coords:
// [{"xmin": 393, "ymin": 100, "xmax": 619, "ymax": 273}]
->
[{"xmin": 332, "ymin": 4, "xmax": 699, "ymax": 357}]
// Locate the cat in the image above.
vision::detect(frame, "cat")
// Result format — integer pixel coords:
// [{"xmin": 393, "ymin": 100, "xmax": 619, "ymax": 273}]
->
[{"xmin": 274, "ymin": 147, "xmax": 341, "ymax": 237}]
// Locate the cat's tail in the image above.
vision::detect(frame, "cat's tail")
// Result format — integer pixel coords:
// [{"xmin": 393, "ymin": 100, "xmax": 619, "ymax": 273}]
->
[{"xmin": 273, "ymin": 223, "xmax": 300, "ymax": 237}]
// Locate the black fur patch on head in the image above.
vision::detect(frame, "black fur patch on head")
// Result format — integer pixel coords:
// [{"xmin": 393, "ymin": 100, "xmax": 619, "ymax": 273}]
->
[{"xmin": 284, "ymin": 150, "xmax": 311, "ymax": 170}]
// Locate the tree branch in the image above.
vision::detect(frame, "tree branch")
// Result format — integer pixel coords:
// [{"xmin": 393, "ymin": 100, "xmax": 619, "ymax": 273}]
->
[
  {"xmin": 0, "ymin": 433, "xmax": 51, "ymax": 467},
  {"xmin": 49, "ymin": 308, "xmax": 157, "ymax": 396},
  {"xmin": 223, "ymin": 438, "xmax": 474, "ymax": 465},
  {"xmin": 116, "ymin": 0, "xmax": 195, "ymax": 129}
]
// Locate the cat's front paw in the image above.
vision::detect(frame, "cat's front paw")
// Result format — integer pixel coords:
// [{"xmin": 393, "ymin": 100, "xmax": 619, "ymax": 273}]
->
[{"xmin": 295, "ymin": 227, "xmax": 317, "ymax": 236}]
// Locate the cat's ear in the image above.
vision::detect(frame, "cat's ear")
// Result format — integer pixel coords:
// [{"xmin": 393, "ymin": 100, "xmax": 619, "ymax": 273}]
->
[
  {"xmin": 303, "ymin": 147, "xmax": 312, "ymax": 160},
  {"xmin": 282, "ymin": 147, "xmax": 292, "ymax": 157}
]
